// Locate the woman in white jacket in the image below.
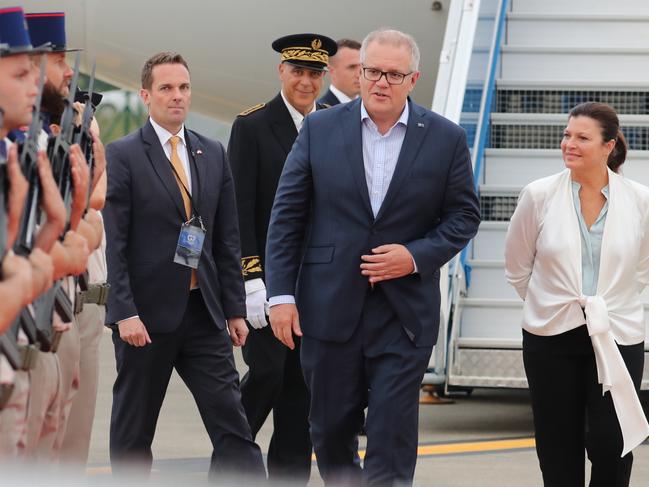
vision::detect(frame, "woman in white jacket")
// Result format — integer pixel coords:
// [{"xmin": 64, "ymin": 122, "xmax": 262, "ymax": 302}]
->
[{"xmin": 505, "ymin": 102, "xmax": 649, "ymax": 487}]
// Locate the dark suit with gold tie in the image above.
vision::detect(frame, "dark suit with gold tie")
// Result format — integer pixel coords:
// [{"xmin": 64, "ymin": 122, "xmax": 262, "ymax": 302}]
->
[{"xmin": 104, "ymin": 119, "xmax": 264, "ymax": 477}]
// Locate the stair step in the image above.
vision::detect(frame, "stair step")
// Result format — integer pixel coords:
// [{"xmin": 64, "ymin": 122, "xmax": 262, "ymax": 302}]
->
[
  {"xmin": 500, "ymin": 46, "xmax": 649, "ymax": 84},
  {"xmin": 471, "ymin": 222, "xmax": 509, "ymax": 260},
  {"xmin": 494, "ymin": 85, "xmax": 649, "ymax": 115},
  {"xmin": 506, "ymin": 14, "xmax": 649, "ymax": 48},
  {"xmin": 511, "ymin": 0, "xmax": 649, "ymax": 16},
  {"xmin": 483, "ymin": 149, "xmax": 649, "ymax": 186},
  {"xmin": 489, "ymin": 113, "xmax": 649, "ymax": 150},
  {"xmin": 466, "ymin": 260, "xmax": 516, "ymax": 299},
  {"xmin": 458, "ymin": 298, "xmax": 523, "ymax": 340}
]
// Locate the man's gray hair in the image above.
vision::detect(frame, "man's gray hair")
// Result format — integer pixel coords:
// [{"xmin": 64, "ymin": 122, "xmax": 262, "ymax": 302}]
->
[{"xmin": 360, "ymin": 29, "xmax": 421, "ymax": 72}]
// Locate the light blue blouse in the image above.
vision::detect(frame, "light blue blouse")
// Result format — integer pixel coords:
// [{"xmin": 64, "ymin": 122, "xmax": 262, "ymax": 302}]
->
[{"xmin": 571, "ymin": 182, "xmax": 609, "ymax": 296}]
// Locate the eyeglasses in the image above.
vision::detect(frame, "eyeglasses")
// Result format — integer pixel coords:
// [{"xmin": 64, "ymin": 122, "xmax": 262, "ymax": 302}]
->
[{"xmin": 361, "ymin": 66, "xmax": 413, "ymax": 85}]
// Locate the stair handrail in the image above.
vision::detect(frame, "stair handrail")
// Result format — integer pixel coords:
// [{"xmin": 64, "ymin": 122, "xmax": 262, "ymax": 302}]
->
[
  {"xmin": 444, "ymin": 0, "xmax": 510, "ymax": 390},
  {"xmin": 426, "ymin": 0, "xmax": 482, "ymax": 385}
]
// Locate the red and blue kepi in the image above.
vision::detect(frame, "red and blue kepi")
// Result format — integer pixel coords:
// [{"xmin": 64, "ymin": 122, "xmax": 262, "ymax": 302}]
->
[{"xmin": 25, "ymin": 11, "xmax": 81, "ymax": 52}]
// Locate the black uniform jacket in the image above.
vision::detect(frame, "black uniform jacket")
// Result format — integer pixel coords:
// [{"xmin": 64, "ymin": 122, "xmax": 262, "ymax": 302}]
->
[{"xmin": 227, "ymin": 93, "xmax": 328, "ymax": 281}]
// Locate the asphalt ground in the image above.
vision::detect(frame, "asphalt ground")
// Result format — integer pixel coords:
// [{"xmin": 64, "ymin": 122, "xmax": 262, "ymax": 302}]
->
[{"xmin": 51, "ymin": 329, "xmax": 649, "ymax": 485}]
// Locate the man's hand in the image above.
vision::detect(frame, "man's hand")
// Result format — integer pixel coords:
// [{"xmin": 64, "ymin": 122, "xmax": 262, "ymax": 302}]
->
[
  {"xmin": 61, "ymin": 230, "xmax": 90, "ymax": 276},
  {"xmin": 69, "ymin": 144, "xmax": 90, "ymax": 231},
  {"xmin": 2, "ymin": 252, "xmax": 33, "ymax": 305},
  {"xmin": 227, "ymin": 317, "xmax": 249, "ymax": 347},
  {"xmin": 360, "ymin": 244, "xmax": 415, "ymax": 284},
  {"xmin": 35, "ymin": 150, "xmax": 66, "ymax": 252},
  {"xmin": 118, "ymin": 317, "xmax": 151, "ymax": 347},
  {"xmin": 6, "ymin": 144, "xmax": 29, "ymax": 249},
  {"xmin": 90, "ymin": 129, "xmax": 106, "ymax": 192},
  {"xmin": 245, "ymin": 278, "xmax": 268, "ymax": 329},
  {"xmin": 269, "ymin": 303, "xmax": 302, "ymax": 350},
  {"xmin": 52, "ymin": 310, "xmax": 71, "ymax": 333},
  {"xmin": 28, "ymin": 248, "xmax": 54, "ymax": 298}
]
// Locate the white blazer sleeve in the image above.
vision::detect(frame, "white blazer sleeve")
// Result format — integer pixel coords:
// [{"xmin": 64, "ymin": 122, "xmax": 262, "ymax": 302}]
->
[
  {"xmin": 505, "ymin": 185, "xmax": 540, "ymax": 300},
  {"xmin": 636, "ymin": 205, "xmax": 649, "ymax": 289}
]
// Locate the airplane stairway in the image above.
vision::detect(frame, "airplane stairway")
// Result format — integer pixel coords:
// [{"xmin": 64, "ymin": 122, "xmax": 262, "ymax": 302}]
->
[{"xmin": 448, "ymin": 0, "xmax": 649, "ymax": 389}]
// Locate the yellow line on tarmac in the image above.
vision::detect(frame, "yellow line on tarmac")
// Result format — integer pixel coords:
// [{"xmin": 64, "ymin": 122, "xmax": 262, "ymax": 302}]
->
[
  {"xmin": 311, "ymin": 437, "xmax": 536, "ymax": 460},
  {"xmin": 412, "ymin": 437, "xmax": 536, "ymax": 457},
  {"xmin": 88, "ymin": 438, "xmax": 537, "ymax": 475}
]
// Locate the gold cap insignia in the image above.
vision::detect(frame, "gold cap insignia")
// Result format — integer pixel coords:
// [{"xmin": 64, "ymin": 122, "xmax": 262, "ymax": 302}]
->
[{"xmin": 311, "ymin": 38, "xmax": 322, "ymax": 51}]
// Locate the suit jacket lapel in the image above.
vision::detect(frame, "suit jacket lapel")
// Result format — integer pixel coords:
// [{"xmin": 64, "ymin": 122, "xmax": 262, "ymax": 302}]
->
[
  {"xmin": 185, "ymin": 128, "xmax": 205, "ymax": 216},
  {"xmin": 375, "ymin": 102, "xmax": 429, "ymax": 222},
  {"xmin": 268, "ymin": 94, "xmax": 298, "ymax": 156},
  {"xmin": 141, "ymin": 120, "xmax": 186, "ymax": 220},
  {"xmin": 341, "ymin": 99, "xmax": 373, "ymax": 220}
]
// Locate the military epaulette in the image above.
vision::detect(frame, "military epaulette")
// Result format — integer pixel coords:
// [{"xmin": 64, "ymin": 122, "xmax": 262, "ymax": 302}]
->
[
  {"xmin": 238, "ymin": 103, "xmax": 266, "ymax": 117},
  {"xmin": 242, "ymin": 255, "xmax": 263, "ymax": 277}
]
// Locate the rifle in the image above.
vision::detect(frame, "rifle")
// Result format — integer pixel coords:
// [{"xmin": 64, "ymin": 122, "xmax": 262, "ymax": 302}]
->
[
  {"xmin": 48, "ymin": 52, "xmax": 81, "ymax": 232},
  {"xmin": 73, "ymin": 61, "xmax": 97, "ymax": 211}
]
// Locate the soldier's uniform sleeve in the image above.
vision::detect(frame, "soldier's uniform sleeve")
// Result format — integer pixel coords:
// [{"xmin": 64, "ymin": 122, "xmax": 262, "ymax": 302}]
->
[{"xmin": 227, "ymin": 104, "xmax": 265, "ymax": 281}]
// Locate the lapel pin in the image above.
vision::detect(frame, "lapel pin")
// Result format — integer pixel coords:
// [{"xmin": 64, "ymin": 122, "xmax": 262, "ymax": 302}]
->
[
  {"xmin": 417, "ymin": 122, "xmax": 425, "ymax": 128},
  {"xmin": 196, "ymin": 149, "xmax": 203, "ymax": 155}
]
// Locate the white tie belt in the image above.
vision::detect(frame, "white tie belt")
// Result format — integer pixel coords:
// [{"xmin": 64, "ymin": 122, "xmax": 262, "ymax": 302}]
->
[{"xmin": 579, "ymin": 295, "xmax": 649, "ymax": 456}]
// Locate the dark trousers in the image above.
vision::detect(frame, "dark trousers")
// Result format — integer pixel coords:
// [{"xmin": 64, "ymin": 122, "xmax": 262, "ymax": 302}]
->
[
  {"xmin": 240, "ymin": 324, "xmax": 312, "ymax": 484},
  {"xmin": 523, "ymin": 325, "xmax": 645, "ymax": 487},
  {"xmin": 301, "ymin": 288, "xmax": 433, "ymax": 487},
  {"xmin": 109, "ymin": 290, "xmax": 265, "ymax": 480}
]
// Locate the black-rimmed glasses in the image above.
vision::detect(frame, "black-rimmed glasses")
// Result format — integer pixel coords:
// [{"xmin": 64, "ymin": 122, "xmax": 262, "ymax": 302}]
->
[{"xmin": 361, "ymin": 66, "xmax": 413, "ymax": 85}]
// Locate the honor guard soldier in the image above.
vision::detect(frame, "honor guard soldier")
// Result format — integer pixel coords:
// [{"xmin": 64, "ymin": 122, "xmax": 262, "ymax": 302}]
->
[
  {"xmin": 6, "ymin": 10, "xmax": 100, "ymax": 460},
  {"xmin": 0, "ymin": 6, "xmax": 58, "ymax": 457},
  {"xmin": 25, "ymin": 11, "xmax": 108, "ymax": 465},
  {"xmin": 228, "ymin": 32, "xmax": 336, "ymax": 485}
]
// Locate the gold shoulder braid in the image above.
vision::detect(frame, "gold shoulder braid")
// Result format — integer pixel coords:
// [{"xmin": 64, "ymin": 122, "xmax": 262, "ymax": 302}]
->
[
  {"xmin": 238, "ymin": 103, "xmax": 266, "ymax": 117},
  {"xmin": 242, "ymin": 256, "xmax": 263, "ymax": 277}
]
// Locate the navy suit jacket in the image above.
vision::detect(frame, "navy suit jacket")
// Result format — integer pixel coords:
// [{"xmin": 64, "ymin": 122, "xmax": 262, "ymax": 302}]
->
[
  {"xmin": 317, "ymin": 88, "xmax": 341, "ymax": 107},
  {"xmin": 265, "ymin": 99, "xmax": 480, "ymax": 347},
  {"xmin": 104, "ymin": 120, "xmax": 246, "ymax": 332}
]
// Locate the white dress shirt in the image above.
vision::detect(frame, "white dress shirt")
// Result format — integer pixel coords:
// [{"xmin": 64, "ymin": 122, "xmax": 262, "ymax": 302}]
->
[
  {"xmin": 269, "ymin": 102, "xmax": 415, "ymax": 308},
  {"xmin": 280, "ymin": 91, "xmax": 316, "ymax": 132},
  {"xmin": 505, "ymin": 168, "xmax": 649, "ymax": 455},
  {"xmin": 149, "ymin": 117, "xmax": 192, "ymax": 194},
  {"xmin": 329, "ymin": 84, "xmax": 356, "ymax": 104}
]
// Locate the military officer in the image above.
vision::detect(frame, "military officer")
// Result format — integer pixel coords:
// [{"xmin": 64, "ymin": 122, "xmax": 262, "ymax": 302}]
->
[{"xmin": 227, "ymin": 33, "xmax": 337, "ymax": 484}]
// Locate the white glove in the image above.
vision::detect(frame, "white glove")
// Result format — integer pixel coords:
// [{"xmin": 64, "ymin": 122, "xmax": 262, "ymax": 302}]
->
[{"xmin": 245, "ymin": 278, "xmax": 269, "ymax": 329}]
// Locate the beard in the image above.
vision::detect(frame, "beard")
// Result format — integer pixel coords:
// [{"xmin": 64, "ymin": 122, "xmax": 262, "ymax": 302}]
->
[{"xmin": 41, "ymin": 82, "xmax": 66, "ymax": 125}]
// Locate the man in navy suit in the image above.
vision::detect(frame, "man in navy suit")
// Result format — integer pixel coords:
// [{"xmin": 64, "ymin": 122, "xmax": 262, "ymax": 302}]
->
[
  {"xmin": 104, "ymin": 52, "xmax": 264, "ymax": 479},
  {"xmin": 266, "ymin": 29, "xmax": 480, "ymax": 486},
  {"xmin": 318, "ymin": 38, "xmax": 361, "ymax": 106}
]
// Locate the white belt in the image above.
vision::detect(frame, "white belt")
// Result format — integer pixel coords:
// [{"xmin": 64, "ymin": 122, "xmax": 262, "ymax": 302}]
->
[{"xmin": 579, "ymin": 295, "xmax": 649, "ymax": 456}]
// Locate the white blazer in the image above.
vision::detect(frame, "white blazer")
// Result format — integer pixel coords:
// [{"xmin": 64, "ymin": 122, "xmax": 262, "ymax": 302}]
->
[{"xmin": 505, "ymin": 167, "xmax": 649, "ymax": 455}]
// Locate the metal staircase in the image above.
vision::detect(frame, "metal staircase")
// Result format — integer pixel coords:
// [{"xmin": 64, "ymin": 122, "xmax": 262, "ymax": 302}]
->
[{"xmin": 446, "ymin": 0, "xmax": 649, "ymax": 389}]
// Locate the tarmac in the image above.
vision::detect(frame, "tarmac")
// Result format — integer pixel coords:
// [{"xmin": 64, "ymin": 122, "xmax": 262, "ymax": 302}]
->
[{"xmin": 79, "ymin": 329, "xmax": 649, "ymax": 486}]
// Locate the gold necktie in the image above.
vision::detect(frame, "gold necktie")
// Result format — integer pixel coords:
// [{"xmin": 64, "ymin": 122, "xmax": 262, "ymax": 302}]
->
[{"xmin": 169, "ymin": 135, "xmax": 197, "ymax": 289}]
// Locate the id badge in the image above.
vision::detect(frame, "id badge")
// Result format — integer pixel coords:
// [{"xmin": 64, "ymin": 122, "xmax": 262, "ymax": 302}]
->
[{"xmin": 174, "ymin": 217, "xmax": 206, "ymax": 269}]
